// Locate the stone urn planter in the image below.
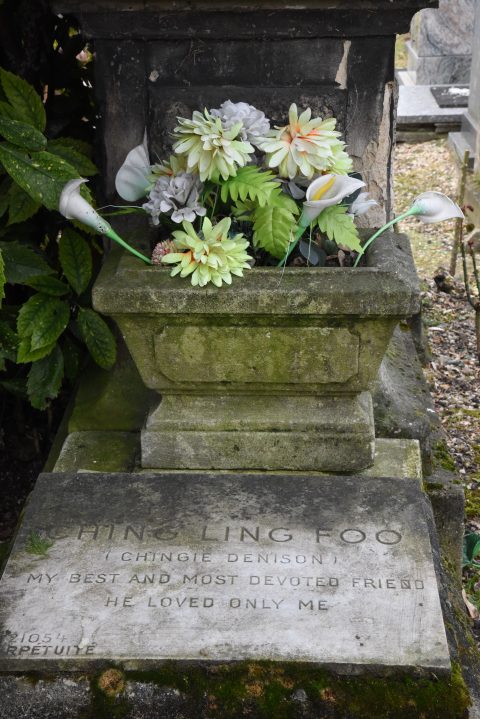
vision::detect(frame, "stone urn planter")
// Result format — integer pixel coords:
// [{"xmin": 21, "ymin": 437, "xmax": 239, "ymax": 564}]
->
[{"xmin": 92, "ymin": 230, "xmax": 420, "ymax": 473}]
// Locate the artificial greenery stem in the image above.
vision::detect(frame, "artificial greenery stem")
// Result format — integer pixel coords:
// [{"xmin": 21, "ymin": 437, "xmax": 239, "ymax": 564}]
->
[
  {"xmin": 352, "ymin": 207, "xmax": 422, "ymax": 268},
  {"xmin": 277, "ymin": 222, "xmax": 309, "ymax": 267},
  {"xmin": 106, "ymin": 227, "xmax": 153, "ymax": 265}
]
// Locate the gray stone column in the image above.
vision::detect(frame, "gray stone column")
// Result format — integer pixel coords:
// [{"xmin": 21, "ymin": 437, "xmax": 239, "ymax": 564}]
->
[{"xmin": 407, "ymin": 0, "xmax": 475, "ymax": 84}]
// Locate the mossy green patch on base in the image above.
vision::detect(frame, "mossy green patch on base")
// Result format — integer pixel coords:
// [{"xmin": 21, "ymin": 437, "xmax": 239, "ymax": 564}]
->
[
  {"xmin": 84, "ymin": 660, "xmax": 472, "ymax": 719},
  {"xmin": 433, "ymin": 441, "xmax": 457, "ymax": 472},
  {"xmin": 465, "ymin": 487, "xmax": 480, "ymax": 519}
]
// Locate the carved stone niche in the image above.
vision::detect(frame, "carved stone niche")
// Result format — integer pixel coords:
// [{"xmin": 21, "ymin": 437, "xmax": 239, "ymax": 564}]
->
[{"xmin": 52, "ymin": 0, "xmax": 436, "ymax": 227}]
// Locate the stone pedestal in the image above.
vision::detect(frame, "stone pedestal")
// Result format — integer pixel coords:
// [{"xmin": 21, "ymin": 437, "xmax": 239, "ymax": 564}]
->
[
  {"xmin": 406, "ymin": 0, "xmax": 475, "ymax": 85},
  {"xmin": 92, "ymin": 233, "xmax": 419, "ymax": 473}
]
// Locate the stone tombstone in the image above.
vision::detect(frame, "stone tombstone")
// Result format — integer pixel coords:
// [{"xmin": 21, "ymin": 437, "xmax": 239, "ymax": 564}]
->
[
  {"xmin": 0, "ymin": 472, "xmax": 450, "ymax": 673},
  {"xmin": 52, "ymin": 0, "xmax": 437, "ymax": 227},
  {"xmin": 407, "ymin": 0, "xmax": 475, "ymax": 85}
]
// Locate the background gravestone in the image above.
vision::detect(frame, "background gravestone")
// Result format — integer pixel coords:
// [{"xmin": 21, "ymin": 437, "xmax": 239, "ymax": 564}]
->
[
  {"xmin": 449, "ymin": 0, "xmax": 480, "ymax": 171},
  {"xmin": 406, "ymin": 0, "xmax": 475, "ymax": 85}
]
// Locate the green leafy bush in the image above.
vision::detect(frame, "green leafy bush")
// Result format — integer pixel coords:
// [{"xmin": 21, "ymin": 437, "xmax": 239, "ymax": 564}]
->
[{"xmin": 0, "ymin": 69, "xmax": 116, "ymax": 410}]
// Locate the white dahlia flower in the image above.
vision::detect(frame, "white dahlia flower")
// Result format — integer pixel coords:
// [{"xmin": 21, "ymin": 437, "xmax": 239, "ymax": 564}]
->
[
  {"xmin": 257, "ymin": 104, "xmax": 353, "ymax": 180},
  {"xmin": 172, "ymin": 109, "xmax": 254, "ymax": 181}
]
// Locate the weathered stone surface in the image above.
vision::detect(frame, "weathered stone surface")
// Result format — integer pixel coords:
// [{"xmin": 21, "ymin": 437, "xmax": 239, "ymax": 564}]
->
[
  {"xmin": 373, "ymin": 326, "xmax": 441, "ymax": 472},
  {"xmin": 407, "ymin": 0, "xmax": 474, "ymax": 84},
  {"xmin": 47, "ymin": 425, "xmax": 422, "ymax": 482},
  {"xmin": 0, "ymin": 472, "xmax": 449, "ymax": 673},
  {"xmin": 449, "ymin": 0, "xmax": 480, "ymax": 171},
  {"xmin": 93, "ymin": 233, "xmax": 419, "ymax": 397},
  {"xmin": 142, "ymin": 393, "xmax": 375, "ymax": 470},
  {"xmin": 156, "ymin": 326, "xmax": 359, "ymax": 385},
  {"xmin": 68, "ymin": 341, "xmax": 154, "ymax": 433},
  {"xmin": 52, "ymin": 0, "xmax": 435, "ymax": 218},
  {"xmin": 53, "ymin": 432, "xmax": 139, "ymax": 473},
  {"xmin": 361, "ymin": 437, "xmax": 422, "ymax": 480},
  {"xmin": 407, "ymin": 41, "xmax": 472, "ymax": 84}
]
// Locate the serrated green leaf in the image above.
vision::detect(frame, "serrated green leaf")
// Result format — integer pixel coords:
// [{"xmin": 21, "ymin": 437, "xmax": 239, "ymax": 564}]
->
[
  {"xmin": 268, "ymin": 188, "xmax": 301, "ymax": 215},
  {"xmin": 59, "ymin": 228, "xmax": 92, "ymax": 294},
  {"xmin": 220, "ymin": 166, "xmax": 280, "ymax": 207},
  {"xmin": 62, "ymin": 334, "xmax": 82, "ymax": 380},
  {"xmin": 0, "ymin": 241, "xmax": 53, "ymax": 283},
  {"xmin": 317, "ymin": 205, "xmax": 362, "ymax": 253},
  {"xmin": 0, "ymin": 247, "xmax": 4, "ymax": 309},
  {"xmin": 0, "ymin": 68, "xmax": 46, "ymax": 131},
  {"xmin": 77, "ymin": 308, "xmax": 116, "ymax": 369},
  {"xmin": 0, "ymin": 116, "xmax": 46, "ymax": 152},
  {"xmin": 0, "ymin": 319, "xmax": 18, "ymax": 362},
  {"xmin": 0, "ymin": 378, "xmax": 27, "ymax": 397},
  {"xmin": 0, "ymin": 144, "xmax": 79, "ymax": 210},
  {"xmin": 0, "ymin": 101, "xmax": 23, "ymax": 122},
  {"xmin": 0, "ymin": 176, "xmax": 11, "ymax": 218},
  {"xmin": 17, "ymin": 293, "xmax": 69, "ymax": 351},
  {"xmin": 31, "ymin": 298, "xmax": 69, "ymax": 351},
  {"xmin": 6, "ymin": 183, "xmax": 41, "ymax": 225},
  {"xmin": 231, "ymin": 199, "xmax": 255, "ymax": 221},
  {"xmin": 27, "ymin": 345, "xmax": 64, "ymax": 410},
  {"xmin": 17, "ymin": 336, "xmax": 56, "ymax": 363},
  {"xmin": 47, "ymin": 138, "xmax": 97, "ymax": 177},
  {"xmin": 253, "ymin": 206, "xmax": 296, "ymax": 260},
  {"xmin": 25, "ymin": 275, "xmax": 70, "ymax": 296}
]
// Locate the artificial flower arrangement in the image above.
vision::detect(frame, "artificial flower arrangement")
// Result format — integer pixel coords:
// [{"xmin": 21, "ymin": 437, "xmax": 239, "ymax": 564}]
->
[{"xmin": 59, "ymin": 101, "xmax": 464, "ymax": 287}]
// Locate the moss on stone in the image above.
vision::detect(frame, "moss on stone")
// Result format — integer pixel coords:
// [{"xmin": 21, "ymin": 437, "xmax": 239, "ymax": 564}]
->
[
  {"xmin": 120, "ymin": 660, "xmax": 470, "ymax": 719},
  {"xmin": 465, "ymin": 486, "xmax": 480, "ymax": 519},
  {"xmin": 432, "ymin": 441, "xmax": 457, "ymax": 472}
]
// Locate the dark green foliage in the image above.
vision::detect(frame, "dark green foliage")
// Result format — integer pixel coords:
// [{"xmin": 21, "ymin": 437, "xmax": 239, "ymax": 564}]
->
[
  {"xmin": 463, "ymin": 532, "xmax": 480, "ymax": 569},
  {"xmin": 59, "ymin": 228, "xmax": 92, "ymax": 295},
  {"xmin": 0, "ymin": 56, "xmax": 115, "ymax": 411},
  {"xmin": 77, "ymin": 308, "xmax": 116, "ymax": 370}
]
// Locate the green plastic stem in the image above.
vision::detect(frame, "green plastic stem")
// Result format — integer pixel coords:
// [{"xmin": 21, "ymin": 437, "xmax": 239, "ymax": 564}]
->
[
  {"xmin": 277, "ymin": 223, "xmax": 308, "ymax": 267},
  {"xmin": 106, "ymin": 228, "xmax": 153, "ymax": 265},
  {"xmin": 352, "ymin": 207, "xmax": 420, "ymax": 268}
]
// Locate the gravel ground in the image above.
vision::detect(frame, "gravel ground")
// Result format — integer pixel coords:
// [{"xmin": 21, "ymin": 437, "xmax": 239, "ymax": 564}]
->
[
  {"xmin": 394, "ymin": 139, "xmax": 478, "ymax": 480},
  {"xmin": 394, "ymin": 138, "xmax": 480, "ymax": 617}
]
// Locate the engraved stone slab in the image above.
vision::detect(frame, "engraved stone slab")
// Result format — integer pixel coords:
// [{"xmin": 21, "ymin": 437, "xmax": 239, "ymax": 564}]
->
[{"xmin": 0, "ymin": 473, "xmax": 450, "ymax": 673}]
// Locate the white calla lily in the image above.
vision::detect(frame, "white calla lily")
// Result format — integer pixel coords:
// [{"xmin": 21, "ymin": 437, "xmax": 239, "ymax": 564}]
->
[
  {"xmin": 59, "ymin": 179, "xmax": 152, "ymax": 265},
  {"xmin": 411, "ymin": 191, "xmax": 464, "ymax": 223},
  {"xmin": 353, "ymin": 191, "xmax": 464, "ymax": 267},
  {"xmin": 300, "ymin": 173, "xmax": 365, "ymax": 227},
  {"xmin": 59, "ymin": 179, "xmax": 112, "ymax": 234},
  {"xmin": 348, "ymin": 192, "xmax": 378, "ymax": 217},
  {"xmin": 115, "ymin": 133, "xmax": 151, "ymax": 201}
]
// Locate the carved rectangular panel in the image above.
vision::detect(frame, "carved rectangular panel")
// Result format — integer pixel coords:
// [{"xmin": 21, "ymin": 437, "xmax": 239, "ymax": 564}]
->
[{"xmin": 154, "ymin": 325, "xmax": 359, "ymax": 384}]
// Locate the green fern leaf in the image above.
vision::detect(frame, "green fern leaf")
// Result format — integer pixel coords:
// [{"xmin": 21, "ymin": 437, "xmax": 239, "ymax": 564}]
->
[
  {"xmin": 220, "ymin": 166, "xmax": 280, "ymax": 207},
  {"xmin": 317, "ymin": 205, "xmax": 362, "ymax": 253},
  {"xmin": 268, "ymin": 188, "xmax": 301, "ymax": 215},
  {"xmin": 253, "ymin": 206, "xmax": 296, "ymax": 260},
  {"xmin": 231, "ymin": 199, "xmax": 255, "ymax": 221}
]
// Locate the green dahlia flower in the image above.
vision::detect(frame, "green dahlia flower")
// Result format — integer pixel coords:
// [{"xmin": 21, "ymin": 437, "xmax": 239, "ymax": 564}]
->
[
  {"xmin": 161, "ymin": 217, "xmax": 253, "ymax": 287},
  {"xmin": 257, "ymin": 104, "xmax": 352, "ymax": 180},
  {"xmin": 172, "ymin": 109, "xmax": 254, "ymax": 181}
]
